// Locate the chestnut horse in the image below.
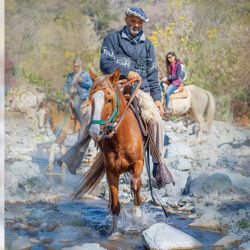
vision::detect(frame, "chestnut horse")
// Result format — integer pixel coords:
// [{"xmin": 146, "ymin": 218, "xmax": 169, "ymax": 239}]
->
[
  {"xmin": 37, "ymin": 98, "xmax": 82, "ymax": 172},
  {"xmin": 74, "ymin": 69, "xmax": 144, "ymax": 235}
]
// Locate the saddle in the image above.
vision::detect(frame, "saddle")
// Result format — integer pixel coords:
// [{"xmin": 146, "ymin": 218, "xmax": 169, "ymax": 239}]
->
[
  {"xmin": 170, "ymin": 84, "xmax": 188, "ymax": 100},
  {"xmin": 123, "ymin": 85, "xmax": 148, "ymax": 138}
]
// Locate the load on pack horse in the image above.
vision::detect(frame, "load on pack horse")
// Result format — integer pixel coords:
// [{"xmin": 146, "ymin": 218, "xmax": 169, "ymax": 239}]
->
[
  {"xmin": 73, "ymin": 69, "xmax": 174, "ymax": 235},
  {"xmin": 36, "ymin": 97, "xmax": 89, "ymax": 172}
]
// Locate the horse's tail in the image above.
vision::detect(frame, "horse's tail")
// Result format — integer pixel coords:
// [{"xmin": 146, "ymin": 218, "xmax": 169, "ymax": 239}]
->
[
  {"xmin": 205, "ymin": 90, "xmax": 215, "ymax": 132},
  {"xmin": 73, "ymin": 152, "xmax": 105, "ymax": 199}
]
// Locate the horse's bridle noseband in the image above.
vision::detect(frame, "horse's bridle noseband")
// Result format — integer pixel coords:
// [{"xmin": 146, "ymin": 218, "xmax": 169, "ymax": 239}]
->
[{"xmin": 90, "ymin": 87, "xmax": 120, "ymax": 133}]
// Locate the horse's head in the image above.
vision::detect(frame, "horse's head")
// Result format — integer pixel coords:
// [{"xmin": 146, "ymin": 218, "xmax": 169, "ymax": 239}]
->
[
  {"xmin": 88, "ymin": 69, "xmax": 121, "ymax": 141},
  {"xmin": 36, "ymin": 98, "xmax": 49, "ymax": 129}
]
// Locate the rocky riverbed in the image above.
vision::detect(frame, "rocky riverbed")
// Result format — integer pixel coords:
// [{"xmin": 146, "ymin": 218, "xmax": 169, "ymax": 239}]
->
[{"xmin": 5, "ymin": 85, "xmax": 250, "ymax": 249}]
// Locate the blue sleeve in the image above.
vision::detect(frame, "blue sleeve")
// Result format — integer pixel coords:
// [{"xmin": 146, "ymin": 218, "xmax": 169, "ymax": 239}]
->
[
  {"xmin": 100, "ymin": 32, "xmax": 130, "ymax": 78},
  {"xmin": 168, "ymin": 63, "xmax": 181, "ymax": 81},
  {"xmin": 63, "ymin": 74, "xmax": 71, "ymax": 94},
  {"xmin": 78, "ymin": 72, "xmax": 93, "ymax": 89},
  {"xmin": 147, "ymin": 41, "xmax": 162, "ymax": 101}
]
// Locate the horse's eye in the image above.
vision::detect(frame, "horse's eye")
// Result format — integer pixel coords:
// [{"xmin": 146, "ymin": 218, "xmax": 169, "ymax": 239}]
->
[{"xmin": 107, "ymin": 99, "xmax": 112, "ymax": 103}]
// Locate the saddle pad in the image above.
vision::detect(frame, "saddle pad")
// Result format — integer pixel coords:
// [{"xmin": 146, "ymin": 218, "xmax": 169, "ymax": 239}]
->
[{"xmin": 170, "ymin": 89, "xmax": 188, "ymax": 99}]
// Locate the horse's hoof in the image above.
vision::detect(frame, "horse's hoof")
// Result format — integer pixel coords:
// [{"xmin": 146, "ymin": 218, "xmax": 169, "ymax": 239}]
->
[
  {"xmin": 132, "ymin": 206, "xmax": 142, "ymax": 218},
  {"xmin": 108, "ymin": 232, "xmax": 123, "ymax": 240},
  {"xmin": 47, "ymin": 166, "xmax": 53, "ymax": 172},
  {"xmin": 56, "ymin": 159, "xmax": 63, "ymax": 167}
]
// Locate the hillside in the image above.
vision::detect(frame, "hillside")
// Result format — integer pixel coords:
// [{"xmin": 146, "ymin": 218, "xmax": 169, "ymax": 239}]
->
[{"xmin": 5, "ymin": 0, "xmax": 250, "ymax": 124}]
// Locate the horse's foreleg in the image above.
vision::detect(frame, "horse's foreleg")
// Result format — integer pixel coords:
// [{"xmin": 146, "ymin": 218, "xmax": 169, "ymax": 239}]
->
[
  {"xmin": 106, "ymin": 170, "xmax": 120, "ymax": 235},
  {"xmin": 131, "ymin": 161, "xmax": 143, "ymax": 207},
  {"xmin": 48, "ymin": 143, "xmax": 56, "ymax": 172}
]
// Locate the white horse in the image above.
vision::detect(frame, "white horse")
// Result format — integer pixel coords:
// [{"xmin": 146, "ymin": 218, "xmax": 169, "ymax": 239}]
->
[{"xmin": 165, "ymin": 84, "xmax": 215, "ymax": 143}]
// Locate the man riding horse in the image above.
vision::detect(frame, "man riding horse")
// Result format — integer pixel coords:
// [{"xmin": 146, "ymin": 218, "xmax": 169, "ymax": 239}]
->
[
  {"xmin": 100, "ymin": 7, "xmax": 165, "ymax": 177},
  {"xmin": 58, "ymin": 8, "xmax": 173, "ymax": 183},
  {"xmin": 63, "ymin": 57, "xmax": 93, "ymax": 125}
]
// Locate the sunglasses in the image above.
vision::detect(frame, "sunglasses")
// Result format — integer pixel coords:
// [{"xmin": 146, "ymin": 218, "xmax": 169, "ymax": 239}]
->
[{"xmin": 168, "ymin": 56, "xmax": 173, "ymax": 59}]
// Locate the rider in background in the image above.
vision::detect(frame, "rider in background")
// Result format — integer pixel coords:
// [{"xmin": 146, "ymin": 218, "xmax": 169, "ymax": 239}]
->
[
  {"xmin": 63, "ymin": 57, "xmax": 93, "ymax": 125},
  {"xmin": 161, "ymin": 51, "xmax": 182, "ymax": 113}
]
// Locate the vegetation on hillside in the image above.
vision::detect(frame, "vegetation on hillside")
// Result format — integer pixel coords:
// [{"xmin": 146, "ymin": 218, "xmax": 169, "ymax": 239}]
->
[{"xmin": 5, "ymin": 0, "xmax": 250, "ymax": 124}]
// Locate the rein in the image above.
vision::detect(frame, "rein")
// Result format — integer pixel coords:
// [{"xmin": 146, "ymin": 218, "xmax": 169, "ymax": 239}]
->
[{"xmin": 90, "ymin": 77, "xmax": 141, "ymax": 138}]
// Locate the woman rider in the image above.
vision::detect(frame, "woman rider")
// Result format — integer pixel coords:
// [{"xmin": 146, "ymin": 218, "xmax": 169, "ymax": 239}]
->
[{"xmin": 161, "ymin": 51, "xmax": 182, "ymax": 113}]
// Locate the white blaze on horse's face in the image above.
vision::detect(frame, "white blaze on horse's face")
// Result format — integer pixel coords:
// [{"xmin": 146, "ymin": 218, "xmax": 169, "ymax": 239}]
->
[
  {"xmin": 37, "ymin": 108, "xmax": 46, "ymax": 129},
  {"xmin": 89, "ymin": 90, "xmax": 105, "ymax": 141}
]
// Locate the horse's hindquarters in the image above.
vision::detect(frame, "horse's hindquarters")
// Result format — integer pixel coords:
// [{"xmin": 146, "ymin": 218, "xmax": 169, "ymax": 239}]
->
[{"xmin": 171, "ymin": 97, "xmax": 191, "ymax": 116}]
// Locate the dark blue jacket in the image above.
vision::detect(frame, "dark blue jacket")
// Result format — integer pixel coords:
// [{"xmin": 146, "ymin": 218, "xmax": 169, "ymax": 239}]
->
[
  {"xmin": 63, "ymin": 70, "xmax": 93, "ymax": 100},
  {"xmin": 100, "ymin": 27, "xmax": 162, "ymax": 101}
]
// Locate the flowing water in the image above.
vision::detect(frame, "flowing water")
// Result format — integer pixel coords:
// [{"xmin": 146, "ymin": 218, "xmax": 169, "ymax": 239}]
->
[{"xmin": 5, "ymin": 147, "xmax": 222, "ymax": 250}]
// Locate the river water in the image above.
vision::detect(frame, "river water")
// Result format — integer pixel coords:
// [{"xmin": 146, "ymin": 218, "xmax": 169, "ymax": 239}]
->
[{"xmin": 5, "ymin": 149, "xmax": 222, "ymax": 250}]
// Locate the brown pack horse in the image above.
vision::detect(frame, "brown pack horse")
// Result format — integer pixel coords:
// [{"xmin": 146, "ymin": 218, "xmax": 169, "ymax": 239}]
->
[
  {"xmin": 74, "ymin": 69, "xmax": 144, "ymax": 235},
  {"xmin": 37, "ymin": 98, "xmax": 81, "ymax": 172}
]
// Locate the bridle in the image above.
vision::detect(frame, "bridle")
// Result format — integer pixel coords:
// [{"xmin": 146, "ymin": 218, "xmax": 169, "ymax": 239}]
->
[{"xmin": 89, "ymin": 77, "xmax": 141, "ymax": 138}]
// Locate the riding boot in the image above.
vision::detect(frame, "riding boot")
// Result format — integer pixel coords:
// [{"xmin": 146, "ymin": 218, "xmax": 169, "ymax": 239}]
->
[
  {"xmin": 152, "ymin": 163, "xmax": 158, "ymax": 178},
  {"xmin": 57, "ymin": 109, "xmax": 92, "ymax": 174}
]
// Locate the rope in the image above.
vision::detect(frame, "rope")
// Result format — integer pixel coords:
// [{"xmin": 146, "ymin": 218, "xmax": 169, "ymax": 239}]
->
[{"xmin": 144, "ymin": 135, "xmax": 169, "ymax": 218}]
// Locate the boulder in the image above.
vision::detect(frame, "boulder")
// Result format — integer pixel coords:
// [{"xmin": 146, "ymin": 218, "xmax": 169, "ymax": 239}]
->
[
  {"xmin": 10, "ymin": 236, "xmax": 32, "ymax": 250},
  {"xmin": 214, "ymin": 233, "xmax": 242, "ymax": 247},
  {"xmin": 142, "ymin": 222, "xmax": 202, "ymax": 250},
  {"xmin": 182, "ymin": 173, "xmax": 235, "ymax": 198},
  {"xmin": 62, "ymin": 243, "xmax": 107, "ymax": 250},
  {"xmin": 239, "ymin": 241, "xmax": 250, "ymax": 250},
  {"xmin": 189, "ymin": 208, "xmax": 224, "ymax": 231}
]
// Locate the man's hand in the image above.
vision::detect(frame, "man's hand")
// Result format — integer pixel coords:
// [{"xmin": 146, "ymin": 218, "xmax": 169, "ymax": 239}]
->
[
  {"xmin": 154, "ymin": 100, "xmax": 164, "ymax": 116},
  {"xmin": 127, "ymin": 71, "xmax": 141, "ymax": 81},
  {"xmin": 77, "ymin": 76, "xmax": 83, "ymax": 83},
  {"xmin": 161, "ymin": 77, "xmax": 168, "ymax": 82}
]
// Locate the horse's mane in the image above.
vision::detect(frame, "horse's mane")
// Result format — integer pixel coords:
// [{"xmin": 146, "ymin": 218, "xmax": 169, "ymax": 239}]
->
[
  {"xmin": 91, "ymin": 75, "xmax": 114, "ymax": 91},
  {"xmin": 40, "ymin": 97, "xmax": 68, "ymax": 112}
]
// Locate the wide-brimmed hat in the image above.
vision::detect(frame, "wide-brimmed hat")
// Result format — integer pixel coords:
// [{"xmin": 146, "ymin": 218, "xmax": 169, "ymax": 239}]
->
[{"xmin": 125, "ymin": 7, "xmax": 149, "ymax": 23}]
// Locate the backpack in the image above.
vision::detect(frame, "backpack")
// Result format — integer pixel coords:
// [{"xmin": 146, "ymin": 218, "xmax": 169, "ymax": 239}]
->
[{"xmin": 179, "ymin": 63, "xmax": 188, "ymax": 81}]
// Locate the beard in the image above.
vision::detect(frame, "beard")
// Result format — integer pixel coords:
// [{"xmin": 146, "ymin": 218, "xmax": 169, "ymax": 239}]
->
[{"xmin": 127, "ymin": 24, "xmax": 142, "ymax": 37}]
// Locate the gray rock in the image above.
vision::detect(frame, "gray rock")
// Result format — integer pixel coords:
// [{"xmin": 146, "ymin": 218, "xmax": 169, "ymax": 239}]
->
[
  {"xmin": 27, "ymin": 219, "xmax": 41, "ymax": 227},
  {"xmin": 5, "ymin": 229, "xmax": 19, "ymax": 249},
  {"xmin": 182, "ymin": 174, "xmax": 208, "ymax": 197},
  {"xmin": 49, "ymin": 225, "xmax": 99, "ymax": 249},
  {"xmin": 182, "ymin": 173, "xmax": 235, "ymax": 198},
  {"xmin": 217, "ymin": 155, "xmax": 237, "ymax": 168},
  {"xmin": 214, "ymin": 233, "xmax": 242, "ymax": 247},
  {"xmin": 239, "ymin": 241, "xmax": 250, "ymax": 250},
  {"xmin": 166, "ymin": 143, "xmax": 194, "ymax": 159},
  {"xmin": 203, "ymin": 173, "xmax": 233, "ymax": 194},
  {"xmin": 10, "ymin": 236, "xmax": 32, "ymax": 250},
  {"xmin": 189, "ymin": 208, "xmax": 224, "ymax": 231},
  {"xmin": 37, "ymin": 235, "xmax": 53, "ymax": 244},
  {"xmin": 46, "ymin": 221, "xmax": 60, "ymax": 232},
  {"xmin": 142, "ymin": 222, "xmax": 202, "ymax": 250},
  {"xmin": 62, "ymin": 243, "xmax": 107, "ymax": 250}
]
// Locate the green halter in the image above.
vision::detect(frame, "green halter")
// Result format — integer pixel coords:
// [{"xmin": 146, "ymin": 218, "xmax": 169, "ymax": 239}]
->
[{"xmin": 91, "ymin": 90, "xmax": 120, "ymax": 131}]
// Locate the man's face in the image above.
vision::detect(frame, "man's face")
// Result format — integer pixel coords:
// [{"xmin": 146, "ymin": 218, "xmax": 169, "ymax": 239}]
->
[
  {"xmin": 73, "ymin": 63, "xmax": 81, "ymax": 73},
  {"xmin": 125, "ymin": 16, "xmax": 144, "ymax": 37}
]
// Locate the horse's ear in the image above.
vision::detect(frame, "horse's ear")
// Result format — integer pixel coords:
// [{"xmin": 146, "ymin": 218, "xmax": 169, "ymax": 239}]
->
[
  {"xmin": 109, "ymin": 68, "xmax": 121, "ymax": 85},
  {"xmin": 89, "ymin": 68, "xmax": 97, "ymax": 81}
]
